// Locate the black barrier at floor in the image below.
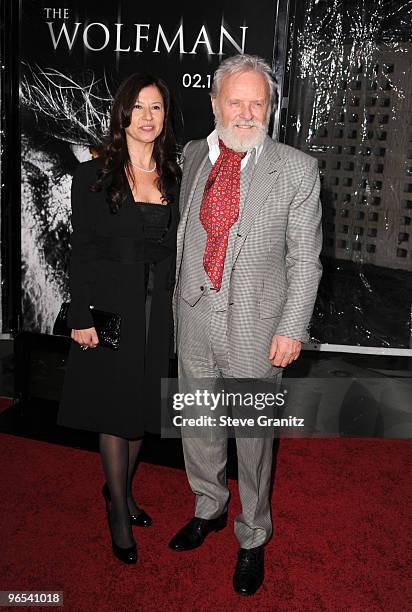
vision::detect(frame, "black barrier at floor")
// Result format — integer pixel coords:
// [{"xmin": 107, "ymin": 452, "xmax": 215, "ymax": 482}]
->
[{"xmin": 11, "ymin": 332, "xmax": 412, "ymax": 442}]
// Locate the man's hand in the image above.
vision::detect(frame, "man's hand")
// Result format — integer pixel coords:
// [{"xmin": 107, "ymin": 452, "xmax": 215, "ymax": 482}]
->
[
  {"xmin": 269, "ymin": 335, "xmax": 301, "ymax": 367},
  {"xmin": 71, "ymin": 327, "xmax": 99, "ymax": 349}
]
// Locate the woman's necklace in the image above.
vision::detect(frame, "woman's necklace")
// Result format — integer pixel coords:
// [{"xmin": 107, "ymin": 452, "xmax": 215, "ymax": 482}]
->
[{"xmin": 129, "ymin": 160, "xmax": 157, "ymax": 173}]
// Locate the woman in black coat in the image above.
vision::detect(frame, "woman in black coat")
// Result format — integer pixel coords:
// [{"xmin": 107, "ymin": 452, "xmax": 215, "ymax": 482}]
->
[{"xmin": 57, "ymin": 74, "xmax": 181, "ymax": 564}]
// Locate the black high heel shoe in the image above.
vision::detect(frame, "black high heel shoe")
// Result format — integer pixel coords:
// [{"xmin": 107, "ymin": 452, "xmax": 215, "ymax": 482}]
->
[
  {"xmin": 102, "ymin": 483, "xmax": 152, "ymax": 527},
  {"xmin": 103, "ymin": 488, "xmax": 137, "ymax": 564}
]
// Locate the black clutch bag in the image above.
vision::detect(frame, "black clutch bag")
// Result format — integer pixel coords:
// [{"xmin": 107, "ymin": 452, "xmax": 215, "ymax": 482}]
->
[{"xmin": 53, "ymin": 302, "xmax": 121, "ymax": 350}]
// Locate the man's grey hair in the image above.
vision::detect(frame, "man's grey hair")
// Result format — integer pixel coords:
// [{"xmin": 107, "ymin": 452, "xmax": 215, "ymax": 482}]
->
[{"xmin": 211, "ymin": 54, "xmax": 277, "ymax": 109}]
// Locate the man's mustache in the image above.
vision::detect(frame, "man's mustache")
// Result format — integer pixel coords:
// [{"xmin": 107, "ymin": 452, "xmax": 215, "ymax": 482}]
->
[{"xmin": 230, "ymin": 119, "xmax": 265, "ymax": 129}]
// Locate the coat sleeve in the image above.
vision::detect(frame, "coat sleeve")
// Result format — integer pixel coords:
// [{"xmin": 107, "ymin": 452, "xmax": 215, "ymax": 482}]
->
[
  {"xmin": 66, "ymin": 163, "xmax": 96, "ymax": 329},
  {"xmin": 275, "ymin": 158, "xmax": 323, "ymax": 342}
]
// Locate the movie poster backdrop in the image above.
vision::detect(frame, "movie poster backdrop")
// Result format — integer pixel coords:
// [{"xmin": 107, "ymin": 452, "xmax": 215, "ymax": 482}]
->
[
  {"xmin": 285, "ymin": 0, "xmax": 412, "ymax": 350},
  {"xmin": 20, "ymin": 0, "xmax": 412, "ymax": 350},
  {"xmin": 20, "ymin": 0, "xmax": 279, "ymax": 333}
]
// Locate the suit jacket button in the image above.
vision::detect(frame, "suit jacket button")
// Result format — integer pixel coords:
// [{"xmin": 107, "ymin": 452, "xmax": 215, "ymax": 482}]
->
[{"xmin": 200, "ymin": 286, "xmax": 205, "ymax": 291}]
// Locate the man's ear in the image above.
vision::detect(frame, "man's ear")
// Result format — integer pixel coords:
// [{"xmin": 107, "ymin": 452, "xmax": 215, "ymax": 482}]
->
[{"xmin": 210, "ymin": 94, "xmax": 216, "ymax": 116}]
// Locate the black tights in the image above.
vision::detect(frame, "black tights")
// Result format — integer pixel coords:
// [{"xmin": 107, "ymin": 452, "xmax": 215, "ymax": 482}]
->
[{"xmin": 99, "ymin": 433, "xmax": 143, "ymax": 548}]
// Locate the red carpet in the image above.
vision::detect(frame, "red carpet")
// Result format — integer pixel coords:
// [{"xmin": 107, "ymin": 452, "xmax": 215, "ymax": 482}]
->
[{"xmin": 0, "ymin": 433, "xmax": 411, "ymax": 611}]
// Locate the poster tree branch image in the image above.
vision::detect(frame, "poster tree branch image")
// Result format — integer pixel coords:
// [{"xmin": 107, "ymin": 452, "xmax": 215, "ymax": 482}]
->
[{"xmin": 21, "ymin": 64, "xmax": 112, "ymax": 331}]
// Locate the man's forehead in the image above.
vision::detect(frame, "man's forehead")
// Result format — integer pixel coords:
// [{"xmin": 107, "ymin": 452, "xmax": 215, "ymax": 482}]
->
[{"xmin": 219, "ymin": 71, "xmax": 268, "ymax": 96}]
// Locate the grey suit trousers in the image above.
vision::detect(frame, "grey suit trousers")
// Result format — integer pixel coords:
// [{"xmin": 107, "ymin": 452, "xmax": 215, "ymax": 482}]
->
[{"xmin": 177, "ymin": 293, "xmax": 274, "ymax": 549}]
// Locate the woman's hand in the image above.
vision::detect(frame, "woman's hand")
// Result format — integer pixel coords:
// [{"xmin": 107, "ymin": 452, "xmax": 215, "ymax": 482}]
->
[{"xmin": 71, "ymin": 327, "xmax": 99, "ymax": 349}]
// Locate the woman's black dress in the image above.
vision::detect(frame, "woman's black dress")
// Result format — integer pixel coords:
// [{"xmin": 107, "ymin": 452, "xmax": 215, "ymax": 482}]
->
[{"xmin": 57, "ymin": 159, "xmax": 179, "ymax": 438}]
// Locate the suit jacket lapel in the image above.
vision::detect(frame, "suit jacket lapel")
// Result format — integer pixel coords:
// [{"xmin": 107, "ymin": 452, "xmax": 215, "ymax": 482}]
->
[
  {"xmin": 232, "ymin": 136, "xmax": 287, "ymax": 264},
  {"xmin": 175, "ymin": 140, "xmax": 209, "ymax": 283}
]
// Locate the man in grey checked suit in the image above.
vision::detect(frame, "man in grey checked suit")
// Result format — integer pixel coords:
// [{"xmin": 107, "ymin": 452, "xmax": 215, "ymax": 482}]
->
[{"xmin": 168, "ymin": 54, "xmax": 322, "ymax": 596}]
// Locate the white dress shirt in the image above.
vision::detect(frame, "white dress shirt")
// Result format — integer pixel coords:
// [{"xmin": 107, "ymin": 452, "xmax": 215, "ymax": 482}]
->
[{"xmin": 206, "ymin": 129, "xmax": 263, "ymax": 170}]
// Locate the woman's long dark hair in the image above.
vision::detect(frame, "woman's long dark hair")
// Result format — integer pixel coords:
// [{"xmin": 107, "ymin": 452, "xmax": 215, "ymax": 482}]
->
[{"xmin": 91, "ymin": 73, "xmax": 181, "ymax": 212}]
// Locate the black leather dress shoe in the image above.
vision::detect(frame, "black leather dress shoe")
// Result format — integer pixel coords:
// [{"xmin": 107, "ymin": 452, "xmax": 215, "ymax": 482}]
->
[
  {"xmin": 233, "ymin": 546, "xmax": 264, "ymax": 595},
  {"xmin": 168, "ymin": 513, "xmax": 228, "ymax": 551},
  {"xmin": 102, "ymin": 483, "xmax": 152, "ymax": 527}
]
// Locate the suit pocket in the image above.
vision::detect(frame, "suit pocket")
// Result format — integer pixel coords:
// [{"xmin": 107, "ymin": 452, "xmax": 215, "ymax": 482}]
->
[
  {"xmin": 258, "ymin": 300, "xmax": 281, "ymax": 320},
  {"xmin": 180, "ymin": 288, "xmax": 205, "ymax": 307}
]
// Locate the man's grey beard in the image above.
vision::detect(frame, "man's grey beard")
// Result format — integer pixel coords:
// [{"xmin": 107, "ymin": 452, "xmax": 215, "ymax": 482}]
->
[{"xmin": 215, "ymin": 114, "xmax": 268, "ymax": 152}]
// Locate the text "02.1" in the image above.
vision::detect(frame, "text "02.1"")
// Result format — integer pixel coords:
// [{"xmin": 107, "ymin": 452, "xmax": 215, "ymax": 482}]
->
[{"xmin": 182, "ymin": 73, "xmax": 212, "ymax": 89}]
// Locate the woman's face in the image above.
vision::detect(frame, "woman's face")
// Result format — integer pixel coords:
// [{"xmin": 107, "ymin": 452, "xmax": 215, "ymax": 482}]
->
[{"xmin": 124, "ymin": 85, "xmax": 165, "ymax": 146}]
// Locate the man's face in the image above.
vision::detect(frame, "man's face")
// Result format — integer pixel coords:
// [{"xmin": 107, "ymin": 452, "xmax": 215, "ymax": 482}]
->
[{"xmin": 211, "ymin": 70, "xmax": 270, "ymax": 152}]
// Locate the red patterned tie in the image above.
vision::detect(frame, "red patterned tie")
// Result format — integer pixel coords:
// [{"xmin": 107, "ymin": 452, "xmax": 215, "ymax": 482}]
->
[{"xmin": 199, "ymin": 139, "xmax": 246, "ymax": 290}]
